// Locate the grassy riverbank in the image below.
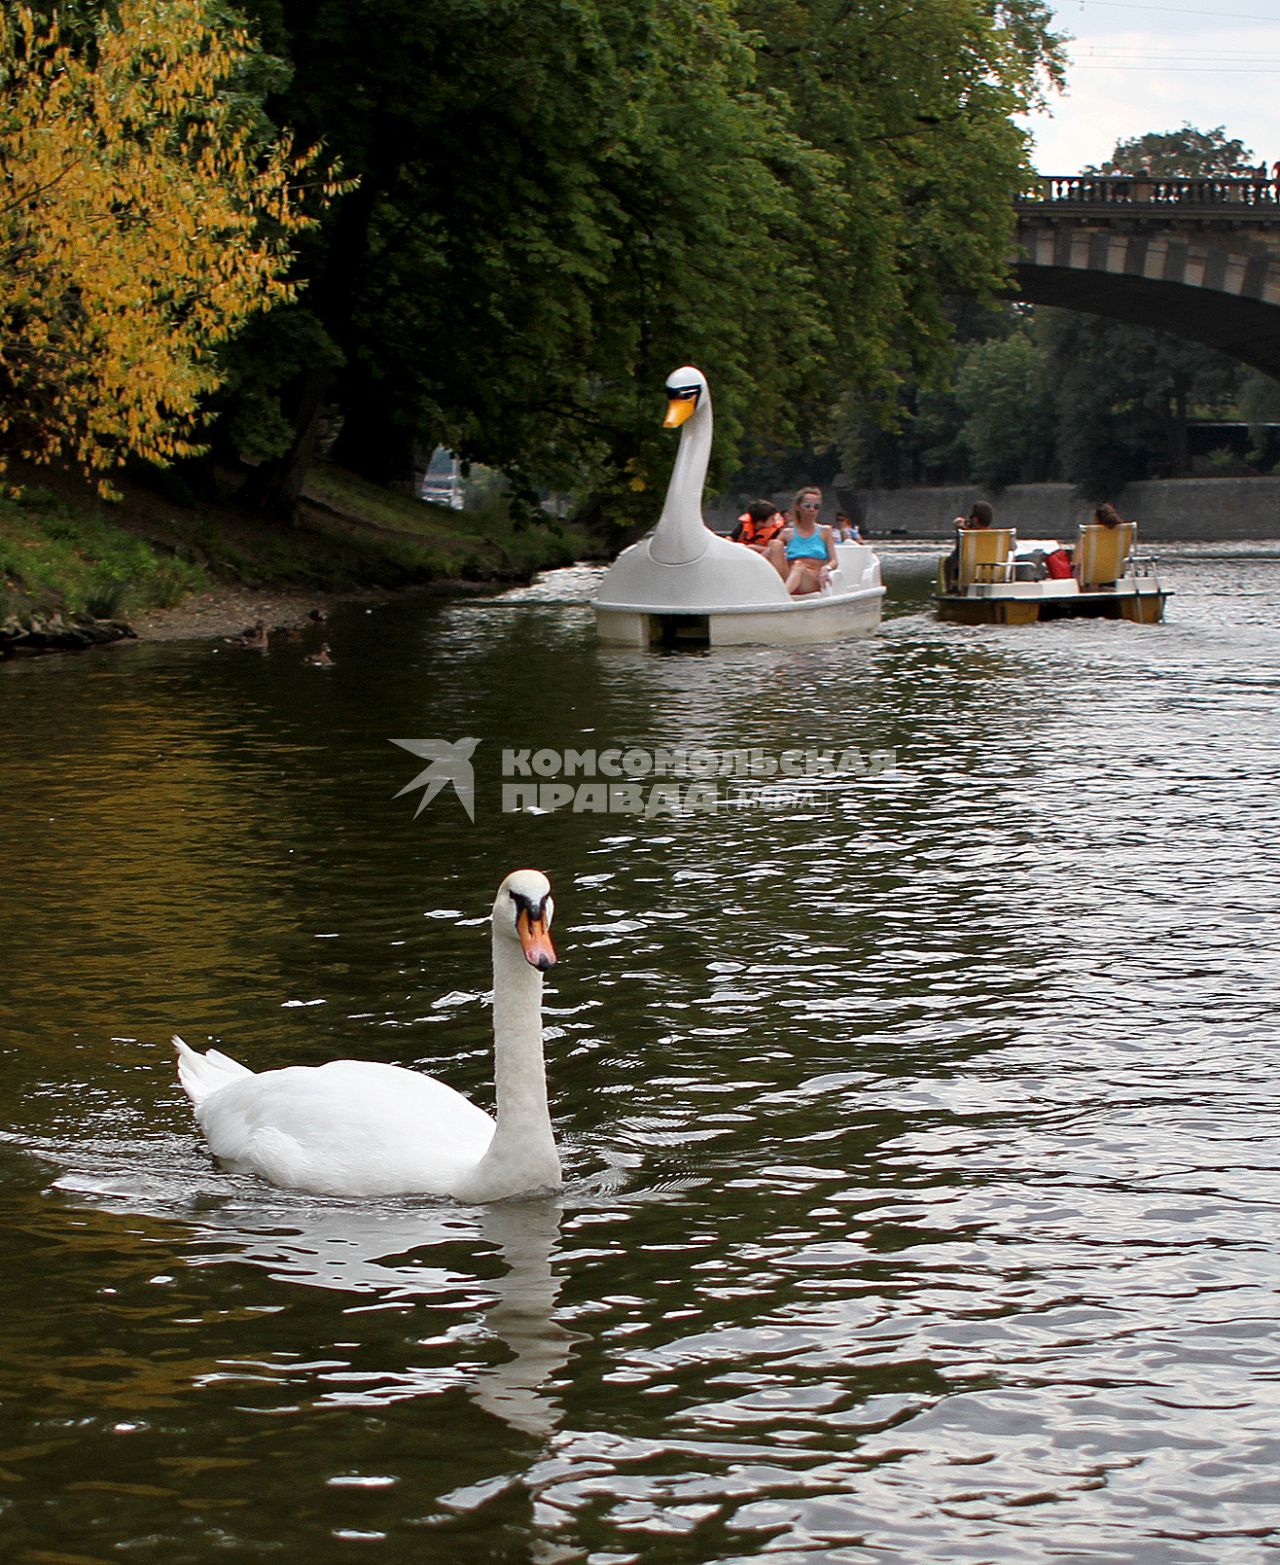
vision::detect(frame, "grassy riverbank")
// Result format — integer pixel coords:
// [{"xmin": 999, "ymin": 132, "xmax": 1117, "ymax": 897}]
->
[{"xmin": 0, "ymin": 462, "xmax": 590, "ymax": 636}]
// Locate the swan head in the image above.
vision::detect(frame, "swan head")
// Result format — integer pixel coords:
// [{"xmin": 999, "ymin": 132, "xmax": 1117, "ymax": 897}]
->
[
  {"xmin": 494, "ymin": 869, "xmax": 557, "ymax": 971},
  {"xmin": 663, "ymin": 365, "xmax": 708, "ymax": 429}
]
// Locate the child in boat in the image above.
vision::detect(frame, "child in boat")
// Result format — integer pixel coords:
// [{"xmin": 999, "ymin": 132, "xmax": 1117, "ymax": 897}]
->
[
  {"xmin": 732, "ymin": 499, "xmax": 787, "ymax": 553},
  {"xmin": 766, "ymin": 486, "xmax": 838, "ymax": 595}
]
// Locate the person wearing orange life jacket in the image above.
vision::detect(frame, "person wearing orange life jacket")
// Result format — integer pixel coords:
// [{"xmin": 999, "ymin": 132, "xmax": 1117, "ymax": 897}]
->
[{"xmin": 731, "ymin": 499, "xmax": 787, "ymax": 554}]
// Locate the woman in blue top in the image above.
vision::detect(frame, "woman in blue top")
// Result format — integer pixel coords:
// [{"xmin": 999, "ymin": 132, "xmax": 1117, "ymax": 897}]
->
[{"xmin": 766, "ymin": 486, "xmax": 837, "ymax": 596}]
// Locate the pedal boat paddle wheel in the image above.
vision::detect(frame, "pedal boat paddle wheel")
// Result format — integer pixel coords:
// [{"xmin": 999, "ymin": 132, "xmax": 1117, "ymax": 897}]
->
[
  {"xmin": 933, "ymin": 522, "xmax": 1169, "ymax": 625},
  {"xmin": 592, "ymin": 367, "xmax": 884, "ymax": 648}
]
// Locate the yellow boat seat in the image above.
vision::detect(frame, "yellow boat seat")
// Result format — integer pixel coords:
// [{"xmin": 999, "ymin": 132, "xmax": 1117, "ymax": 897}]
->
[
  {"xmin": 957, "ymin": 527, "xmax": 1016, "ymax": 590},
  {"xmin": 1077, "ymin": 521, "xmax": 1135, "ymax": 588}
]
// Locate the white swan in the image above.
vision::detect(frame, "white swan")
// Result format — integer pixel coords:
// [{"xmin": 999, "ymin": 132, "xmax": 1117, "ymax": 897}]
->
[{"xmin": 172, "ymin": 869, "xmax": 562, "ymax": 1202}]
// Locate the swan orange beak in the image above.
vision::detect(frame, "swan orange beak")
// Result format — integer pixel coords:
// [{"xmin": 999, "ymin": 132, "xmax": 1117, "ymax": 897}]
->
[
  {"xmin": 517, "ymin": 909, "xmax": 557, "ymax": 971},
  {"xmin": 663, "ymin": 396, "xmax": 697, "ymax": 429}
]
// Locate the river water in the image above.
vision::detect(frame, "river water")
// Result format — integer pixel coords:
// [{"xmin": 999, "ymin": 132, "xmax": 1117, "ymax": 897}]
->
[{"xmin": 1, "ymin": 544, "xmax": 1278, "ymax": 1563}]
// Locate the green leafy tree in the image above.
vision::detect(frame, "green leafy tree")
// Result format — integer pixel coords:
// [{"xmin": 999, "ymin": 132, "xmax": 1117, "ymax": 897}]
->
[
  {"xmin": 226, "ymin": 0, "xmax": 836, "ymax": 517},
  {"xmin": 1042, "ymin": 310, "xmax": 1241, "ymax": 495},
  {"xmin": 954, "ymin": 330, "xmax": 1056, "ymax": 488},
  {"xmin": 217, "ymin": 0, "xmax": 1064, "ymax": 520},
  {"xmin": 741, "ymin": 0, "xmax": 1065, "ymax": 405},
  {"xmin": 833, "ymin": 301, "xmax": 1023, "ymax": 487},
  {"xmin": 1090, "ymin": 125, "xmax": 1253, "ymax": 178},
  {"xmin": 1239, "ymin": 369, "xmax": 1280, "ymax": 467}
]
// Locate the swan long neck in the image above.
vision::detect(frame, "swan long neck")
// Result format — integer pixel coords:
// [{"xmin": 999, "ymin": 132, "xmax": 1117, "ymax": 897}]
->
[
  {"xmin": 473, "ymin": 930, "xmax": 559, "ymax": 1197},
  {"xmin": 651, "ymin": 393, "xmax": 712, "ymax": 566}
]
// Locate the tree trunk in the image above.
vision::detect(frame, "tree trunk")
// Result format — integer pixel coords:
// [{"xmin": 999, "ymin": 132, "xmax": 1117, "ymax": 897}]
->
[
  {"xmin": 239, "ymin": 366, "xmax": 333, "ymax": 522},
  {"xmin": 1166, "ymin": 370, "xmax": 1190, "ymax": 476},
  {"xmin": 240, "ymin": 168, "xmax": 385, "ymax": 520}
]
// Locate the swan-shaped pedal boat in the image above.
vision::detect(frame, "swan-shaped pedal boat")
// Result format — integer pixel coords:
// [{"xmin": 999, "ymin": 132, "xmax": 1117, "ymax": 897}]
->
[
  {"xmin": 592, "ymin": 365, "xmax": 885, "ymax": 648},
  {"xmin": 173, "ymin": 869, "xmax": 561, "ymax": 1202}
]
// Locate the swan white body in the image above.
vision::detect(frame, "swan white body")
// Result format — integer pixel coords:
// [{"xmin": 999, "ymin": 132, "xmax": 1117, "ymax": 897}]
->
[
  {"xmin": 593, "ymin": 366, "xmax": 884, "ymax": 647},
  {"xmin": 174, "ymin": 870, "xmax": 562, "ymax": 1202}
]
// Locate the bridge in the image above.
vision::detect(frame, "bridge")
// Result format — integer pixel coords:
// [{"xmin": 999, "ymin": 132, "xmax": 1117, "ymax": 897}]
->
[{"xmin": 1013, "ymin": 176, "xmax": 1280, "ymax": 378}]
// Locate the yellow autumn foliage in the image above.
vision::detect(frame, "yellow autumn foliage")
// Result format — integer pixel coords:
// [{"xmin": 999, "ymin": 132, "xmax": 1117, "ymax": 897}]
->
[{"xmin": 0, "ymin": 0, "xmax": 330, "ymax": 494}]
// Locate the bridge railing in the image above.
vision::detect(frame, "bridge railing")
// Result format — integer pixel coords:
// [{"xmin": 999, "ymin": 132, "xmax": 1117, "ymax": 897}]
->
[{"xmin": 1020, "ymin": 174, "xmax": 1280, "ymax": 209}]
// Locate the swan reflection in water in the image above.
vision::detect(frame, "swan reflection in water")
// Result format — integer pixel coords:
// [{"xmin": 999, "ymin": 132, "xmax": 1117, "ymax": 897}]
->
[
  {"xmin": 53, "ymin": 1166, "xmax": 577, "ymax": 1442},
  {"xmin": 466, "ymin": 1198, "xmax": 578, "ymax": 1438},
  {"xmin": 205, "ymin": 1192, "xmax": 578, "ymax": 1442}
]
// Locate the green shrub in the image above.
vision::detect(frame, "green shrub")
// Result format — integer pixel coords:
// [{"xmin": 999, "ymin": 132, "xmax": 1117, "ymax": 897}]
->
[{"xmin": 84, "ymin": 568, "xmax": 130, "ymax": 619}]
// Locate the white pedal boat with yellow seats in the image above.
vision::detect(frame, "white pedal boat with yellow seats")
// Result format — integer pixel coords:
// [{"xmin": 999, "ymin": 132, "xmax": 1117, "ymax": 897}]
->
[{"xmin": 592, "ymin": 367, "xmax": 884, "ymax": 648}]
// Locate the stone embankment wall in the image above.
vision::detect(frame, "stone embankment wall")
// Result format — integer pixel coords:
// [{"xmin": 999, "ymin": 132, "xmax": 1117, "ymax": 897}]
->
[{"xmin": 847, "ymin": 478, "xmax": 1280, "ymax": 541}]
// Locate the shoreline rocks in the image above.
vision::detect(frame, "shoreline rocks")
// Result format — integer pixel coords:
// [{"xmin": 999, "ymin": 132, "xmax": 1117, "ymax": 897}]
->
[{"xmin": 0, "ymin": 611, "xmax": 137, "ymax": 658}]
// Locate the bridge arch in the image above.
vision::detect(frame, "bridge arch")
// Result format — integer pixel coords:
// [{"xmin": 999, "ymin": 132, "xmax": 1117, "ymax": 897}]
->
[{"xmin": 1012, "ymin": 176, "xmax": 1280, "ymax": 378}]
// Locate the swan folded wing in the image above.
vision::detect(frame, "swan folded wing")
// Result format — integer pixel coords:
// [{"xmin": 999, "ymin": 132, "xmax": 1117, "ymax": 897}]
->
[{"xmin": 194, "ymin": 1060, "xmax": 496, "ymax": 1198}]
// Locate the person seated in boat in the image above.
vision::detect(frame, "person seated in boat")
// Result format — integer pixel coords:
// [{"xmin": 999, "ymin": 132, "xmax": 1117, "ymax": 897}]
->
[
  {"xmin": 765, "ymin": 486, "xmax": 837, "ymax": 595},
  {"xmin": 944, "ymin": 501, "xmax": 995, "ymax": 589},
  {"xmin": 832, "ymin": 510, "xmax": 860, "ymax": 542},
  {"xmin": 732, "ymin": 499, "xmax": 787, "ymax": 554},
  {"xmin": 1080, "ymin": 503, "xmax": 1136, "ymax": 587}
]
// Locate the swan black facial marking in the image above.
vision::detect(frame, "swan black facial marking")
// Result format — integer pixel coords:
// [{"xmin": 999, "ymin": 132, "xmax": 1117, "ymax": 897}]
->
[
  {"xmin": 668, "ymin": 384, "xmax": 701, "ymax": 406},
  {"xmin": 511, "ymin": 889, "xmax": 550, "ymax": 924}
]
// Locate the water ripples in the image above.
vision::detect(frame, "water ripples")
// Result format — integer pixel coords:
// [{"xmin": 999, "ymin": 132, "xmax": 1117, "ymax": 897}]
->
[{"xmin": 0, "ymin": 546, "xmax": 1278, "ymax": 1561}]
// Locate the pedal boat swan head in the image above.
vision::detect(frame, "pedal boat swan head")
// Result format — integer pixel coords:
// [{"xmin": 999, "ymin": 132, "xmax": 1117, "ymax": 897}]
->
[
  {"xmin": 172, "ymin": 869, "xmax": 562, "ymax": 1202},
  {"xmin": 591, "ymin": 365, "xmax": 792, "ymax": 627}
]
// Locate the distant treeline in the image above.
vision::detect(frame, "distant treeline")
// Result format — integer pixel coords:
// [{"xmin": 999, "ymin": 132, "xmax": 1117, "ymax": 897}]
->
[{"xmin": 4, "ymin": 0, "xmax": 1065, "ymax": 519}]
